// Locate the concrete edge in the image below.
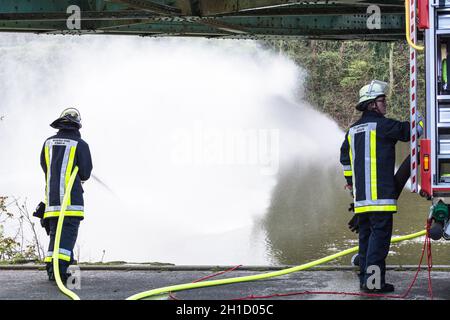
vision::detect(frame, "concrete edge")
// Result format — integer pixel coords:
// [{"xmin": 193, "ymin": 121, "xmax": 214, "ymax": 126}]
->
[{"xmin": 0, "ymin": 264, "xmax": 448, "ymax": 271}]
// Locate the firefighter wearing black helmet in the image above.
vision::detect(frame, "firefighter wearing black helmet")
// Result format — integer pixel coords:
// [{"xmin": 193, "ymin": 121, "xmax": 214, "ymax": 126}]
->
[
  {"xmin": 40, "ymin": 108, "xmax": 93, "ymax": 282},
  {"xmin": 340, "ymin": 80, "xmax": 423, "ymax": 293}
]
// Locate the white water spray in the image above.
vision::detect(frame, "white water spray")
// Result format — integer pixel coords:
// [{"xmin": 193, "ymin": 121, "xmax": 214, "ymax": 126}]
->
[{"xmin": 0, "ymin": 33, "xmax": 343, "ymax": 264}]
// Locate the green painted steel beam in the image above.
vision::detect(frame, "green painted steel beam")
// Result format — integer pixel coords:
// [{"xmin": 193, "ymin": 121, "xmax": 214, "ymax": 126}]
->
[
  {"xmin": 0, "ymin": 13, "xmax": 405, "ymax": 38},
  {"xmin": 108, "ymin": 0, "xmax": 181, "ymax": 15},
  {"xmin": 223, "ymin": 4, "xmax": 404, "ymax": 16},
  {"xmin": 0, "ymin": 0, "xmax": 404, "ymax": 14},
  {"xmin": 194, "ymin": 0, "xmax": 404, "ymax": 16},
  {"xmin": 0, "ymin": 1, "xmax": 407, "ymax": 40},
  {"xmin": 0, "ymin": 5, "xmax": 403, "ymax": 21},
  {"xmin": 96, "ymin": 14, "xmax": 405, "ymax": 36},
  {"xmin": 0, "ymin": 0, "xmax": 125, "ymax": 13}
]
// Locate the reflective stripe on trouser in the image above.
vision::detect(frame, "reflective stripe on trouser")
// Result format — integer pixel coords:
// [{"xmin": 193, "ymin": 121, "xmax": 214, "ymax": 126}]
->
[
  {"xmin": 44, "ymin": 252, "xmax": 53, "ymax": 263},
  {"xmin": 45, "ymin": 249, "xmax": 72, "ymax": 262},
  {"xmin": 46, "ymin": 217, "xmax": 80, "ymax": 275}
]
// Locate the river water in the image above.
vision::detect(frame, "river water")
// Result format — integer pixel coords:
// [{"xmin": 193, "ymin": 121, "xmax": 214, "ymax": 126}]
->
[{"xmin": 0, "ymin": 33, "xmax": 446, "ymax": 266}]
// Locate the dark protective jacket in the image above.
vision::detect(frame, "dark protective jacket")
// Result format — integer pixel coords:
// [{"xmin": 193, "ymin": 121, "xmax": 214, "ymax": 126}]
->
[
  {"xmin": 40, "ymin": 124, "xmax": 93, "ymax": 219},
  {"xmin": 340, "ymin": 110, "xmax": 410, "ymax": 214}
]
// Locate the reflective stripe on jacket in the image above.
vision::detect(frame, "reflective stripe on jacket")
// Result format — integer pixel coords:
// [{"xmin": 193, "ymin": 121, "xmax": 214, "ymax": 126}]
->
[
  {"xmin": 340, "ymin": 110, "xmax": 410, "ymax": 214},
  {"xmin": 40, "ymin": 128, "xmax": 92, "ymax": 219}
]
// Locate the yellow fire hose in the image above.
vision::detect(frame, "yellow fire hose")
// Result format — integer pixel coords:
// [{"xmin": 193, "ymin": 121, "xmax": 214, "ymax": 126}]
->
[
  {"xmin": 55, "ymin": 168, "xmax": 427, "ymax": 300},
  {"xmin": 126, "ymin": 229, "xmax": 426, "ymax": 300},
  {"xmin": 405, "ymin": 0, "xmax": 424, "ymax": 51},
  {"xmin": 52, "ymin": 166, "xmax": 80, "ymax": 300}
]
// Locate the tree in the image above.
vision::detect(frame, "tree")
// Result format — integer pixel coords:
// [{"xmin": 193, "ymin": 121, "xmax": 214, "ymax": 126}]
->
[{"xmin": 262, "ymin": 40, "xmax": 425, "ymax": 129}]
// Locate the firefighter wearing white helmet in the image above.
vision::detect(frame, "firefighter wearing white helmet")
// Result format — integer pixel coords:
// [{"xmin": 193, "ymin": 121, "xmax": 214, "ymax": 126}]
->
[
  {"xmin": 356, "ymin": 80, "xmax": 389, "ymax": 112},
  {"xmin": 50, "ymin": 107, "xmax": 82, "ymax": 129},
  {"xmin": 40, "ymin": 107, "xmax": 92, "ymax": 283},
  {"xmin": 340, "ymin": 80, "xmax": 423, "ymax": 294}
]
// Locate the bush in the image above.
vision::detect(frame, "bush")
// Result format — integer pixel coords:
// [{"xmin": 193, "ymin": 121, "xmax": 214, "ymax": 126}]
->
[{"xmin": 0, "ymin": 196, "xmax": 44, "ymax": 263}]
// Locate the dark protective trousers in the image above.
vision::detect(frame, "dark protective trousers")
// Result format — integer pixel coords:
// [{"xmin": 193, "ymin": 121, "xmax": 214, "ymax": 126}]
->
[
  {"xmin": 358, "ymin": 212, "xmax": 393, "ymax": 286},
  {"xmin": 357, "ymin": 155, "xmax": 409, "ymax": 286},
  {"xmin": 45, "ymin": 217, "xmax": 81, "ymax": 278}
]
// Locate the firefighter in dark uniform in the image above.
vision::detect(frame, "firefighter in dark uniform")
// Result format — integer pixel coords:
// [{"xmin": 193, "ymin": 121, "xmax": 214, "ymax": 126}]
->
[
  {"xmin": 40, "ymin": 108, "xmax": 92, "ymax": 282},
  {"xmin": 340, "ymin": 80, "xmax": 422, "ymax": 293}
]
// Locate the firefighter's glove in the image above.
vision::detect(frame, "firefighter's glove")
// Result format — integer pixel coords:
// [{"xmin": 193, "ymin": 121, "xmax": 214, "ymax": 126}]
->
[
  {"xmin": 32, "ymin": 202, "xmax": 45, "ymax": 219},
  {"xmin": 40, "ymin": 218, "xmax": 50, "ymax": 236},
  {"xmin": 348, "ymin": 214, "xmax": 359, "ymax": 233}
]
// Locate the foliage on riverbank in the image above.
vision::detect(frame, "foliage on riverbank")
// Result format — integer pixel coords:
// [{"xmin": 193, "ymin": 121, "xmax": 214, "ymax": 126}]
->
[
  {"xmin": 0, "ymin": 196, "xmax": 44, "ymax": 263},
  {"xmin": 263, "ymin": 40, "xmax": 425, "ymax": 130}
]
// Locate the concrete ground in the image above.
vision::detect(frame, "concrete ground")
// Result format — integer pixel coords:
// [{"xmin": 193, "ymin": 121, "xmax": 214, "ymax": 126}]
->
[{"xmin": 0, "ymin": 265, "xmax": 449, "ymax": 300}]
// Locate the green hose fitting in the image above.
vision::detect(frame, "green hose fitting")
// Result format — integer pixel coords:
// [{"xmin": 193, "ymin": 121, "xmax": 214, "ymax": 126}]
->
[{"xmin": 432, "ymin": 201, "xmax": 449, "ymax": 222}]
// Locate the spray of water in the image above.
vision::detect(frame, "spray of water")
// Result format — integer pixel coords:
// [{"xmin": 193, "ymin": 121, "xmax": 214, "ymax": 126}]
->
[{"xmin": 0, "ymin": 33, "xmax": 344, "ymax": 265}]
